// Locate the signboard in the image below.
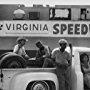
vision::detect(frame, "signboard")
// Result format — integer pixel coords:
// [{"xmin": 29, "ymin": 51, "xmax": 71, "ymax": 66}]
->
[
  {"xmin": 0, "ymin": 20, "xmax": 90, "ymax": 37},
  {"xmin": 49, "ymin": 8, "xmax": 71, "ymax": 20}
]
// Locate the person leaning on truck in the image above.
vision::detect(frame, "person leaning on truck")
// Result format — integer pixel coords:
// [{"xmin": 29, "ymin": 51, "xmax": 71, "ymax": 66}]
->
[
  {"xmin": 13, "ymin": 37, "xmax": 30, "ymax": 59},
  {"xmin": 51, "ymin": 39, "xmax": 71, "ymax": 90}
]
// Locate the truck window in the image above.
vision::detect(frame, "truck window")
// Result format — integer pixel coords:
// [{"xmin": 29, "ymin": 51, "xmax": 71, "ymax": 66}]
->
[{"xmin": 79, "ymin": 52, "xmax": 90, "ymax": 89}]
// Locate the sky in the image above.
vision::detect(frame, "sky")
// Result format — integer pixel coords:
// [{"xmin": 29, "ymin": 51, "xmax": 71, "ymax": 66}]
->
[{"xmin": 0, "ymin": 0, "xmax": 90, "ymax": 6}]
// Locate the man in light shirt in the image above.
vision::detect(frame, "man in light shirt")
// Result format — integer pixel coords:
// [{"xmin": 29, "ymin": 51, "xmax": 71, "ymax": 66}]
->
[
  {"xmin": 13, "ymin": 37, "xmax": 30, "ymax": 59},
  {"xmin": 52, "ymin": 39, "xmax": 71, "ymax": 68},
  {"xmin": 52, "ymin": 39, "xmax": 71, "ymax": 90}
]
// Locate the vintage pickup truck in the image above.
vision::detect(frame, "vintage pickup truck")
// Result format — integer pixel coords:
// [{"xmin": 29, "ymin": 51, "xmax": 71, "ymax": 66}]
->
[{"xmin": 0, "ymin": 46, "xmax": 90, "ymax": 90}]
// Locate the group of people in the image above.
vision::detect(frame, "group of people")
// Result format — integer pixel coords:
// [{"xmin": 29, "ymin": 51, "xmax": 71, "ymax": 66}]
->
[
  {"xmin": 13, "ymin": 36, "xmax": 71, "ymax": 90},
  {"xmin": 13, "ymin": 36, "xmax": 90, "ymax": 89}
]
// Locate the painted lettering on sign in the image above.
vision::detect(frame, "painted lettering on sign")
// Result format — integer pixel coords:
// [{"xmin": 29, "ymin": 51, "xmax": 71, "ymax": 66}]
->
[
  {"xmin": 53, "ymin": 23, "xmax": 89, "ymax": 35},
  {"xmin": 0, "ymin": 21, "xmax": 90, "ymax": 37},
  {"xmin": 5, "ymin": 23, "xmax": 48, "ymax": 31}
]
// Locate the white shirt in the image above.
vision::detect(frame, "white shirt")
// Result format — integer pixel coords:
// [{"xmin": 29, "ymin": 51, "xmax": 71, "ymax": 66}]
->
[
  {"xmin": 51, "ymin": 47, "xmax": 71, "ymax": 65},
  {"xmin": 13, "ymin": 44, "xmax": 26, "ymax": 56}
]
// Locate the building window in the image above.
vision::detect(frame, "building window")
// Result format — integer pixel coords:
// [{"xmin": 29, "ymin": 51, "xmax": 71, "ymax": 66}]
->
[
  {"xmin": 29, "ymin": 12, "xmax": 40, "ymax": 20},
  {"xmin": 86, "ymin": 8, "xmax": 90, "ymax": 20},
  {"xmin": 80, "ymin": 8, "xmax": 86, "ymax": 20}
]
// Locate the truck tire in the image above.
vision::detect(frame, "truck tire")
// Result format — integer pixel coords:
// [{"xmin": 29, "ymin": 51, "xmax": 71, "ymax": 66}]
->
[
  {"xmin": 0, "ymin": 52, "xmax": 12, "ymax": 60},
  {"xmin": 0, "ymin": 53, "xmax": 26, "ymax": 68},
  {"xmin": 31, "ymin": 81, "xmax": 49, "ymax": 90}
]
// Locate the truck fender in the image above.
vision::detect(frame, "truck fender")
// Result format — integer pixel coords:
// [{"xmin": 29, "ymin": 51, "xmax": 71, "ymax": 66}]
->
[
  {"xmin": 0, "ymin": 52, "xmax": 13, "ymax": 60},
  {"xmin": 10, "ymin": 72, "xmax": 59, "ymax": 90}
]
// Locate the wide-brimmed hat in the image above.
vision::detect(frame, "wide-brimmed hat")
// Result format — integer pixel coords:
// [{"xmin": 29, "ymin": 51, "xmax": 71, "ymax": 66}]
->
[{"xmin": 16, "ymin": 37, "xmax": 28, "ymax": 43}]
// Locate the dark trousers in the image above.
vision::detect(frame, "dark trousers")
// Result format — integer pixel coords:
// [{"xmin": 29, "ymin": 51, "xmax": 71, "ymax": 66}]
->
[
  {"xmin": 43, "ymin": 59, "xmax": 71, "ymax": 90},
  {"xmin": 42, "ymin": 58, "xmax": 55, "ymax": 68},
  {"xmin": 56, "ymin": 65, "xmax": 71, "ymax": 90}
]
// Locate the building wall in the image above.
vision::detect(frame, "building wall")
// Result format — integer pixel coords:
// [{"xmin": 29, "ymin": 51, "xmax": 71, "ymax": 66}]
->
[
  {"xmin": 71, "ymin": 8, "xmax": 80, "ymax": 20},
  {"xmin": 1, "ymin": 4, "xmax": 90, "ymax": 20},
  {"xmin": 0, "ymin": 5, "xmax": 90, "ymax": 57},
  {"xmin": 0, "ymin": 37, "xmax": 90, "ymax": 57},
  {"xmin": 23, "ymin": 7, "xmax": 49, "ymax": 20},
  {"xmin": 0, "ymin": 5, "xmax": 18, "ymax": 20},
  {"xmin": 0, "ymin": 4, "xmax": 49, "ymax": 20},
  {"xmin": 0, "ymin": 37, "xmax": 90, "ymax": 50}
]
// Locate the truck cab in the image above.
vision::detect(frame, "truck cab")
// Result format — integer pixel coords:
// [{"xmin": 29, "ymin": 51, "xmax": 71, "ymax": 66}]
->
[{"xmin": 70, "ymin": 47, "xmax": 90, "ymax": 90}]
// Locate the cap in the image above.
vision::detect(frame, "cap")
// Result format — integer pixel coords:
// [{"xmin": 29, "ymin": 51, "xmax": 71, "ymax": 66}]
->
[
  {"xmin": 16, "ymin": 37, "xmax": 28, "ymax": 43},
  {"xmin": 58, "ymin": 39, "xmax": 68, "ymax": 45}
]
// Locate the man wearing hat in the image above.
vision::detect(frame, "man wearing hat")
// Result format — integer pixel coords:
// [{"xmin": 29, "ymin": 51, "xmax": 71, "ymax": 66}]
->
[
  {"xmin": 13, "ymin": 37, "xmax": 30, "ymax": 59},
  {"xmin": 51, "ymin": 39, "xmax": 71, "ymax": 90}
]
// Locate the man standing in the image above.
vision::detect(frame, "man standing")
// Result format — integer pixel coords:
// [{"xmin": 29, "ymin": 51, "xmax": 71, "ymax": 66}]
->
[
  {"xmin": 13, "ymin": 37, "xmax": 30, "ymax": 59},
  {"xmin": 51, "ymin": 39, "xmax": 71, "ymax": 90}
]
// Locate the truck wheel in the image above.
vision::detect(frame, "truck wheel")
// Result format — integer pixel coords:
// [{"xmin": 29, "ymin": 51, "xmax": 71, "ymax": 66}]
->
[
  {"xmin": 31, "ymin": 81, "xmax": 49, "ymax": 90},
  {"xmin": 0, "ymin": 54, "xmax": 26, "ymax": 68},
  {"xmin": 26, "ymin": 81, "xmax": 55, "ymax": 90}
]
